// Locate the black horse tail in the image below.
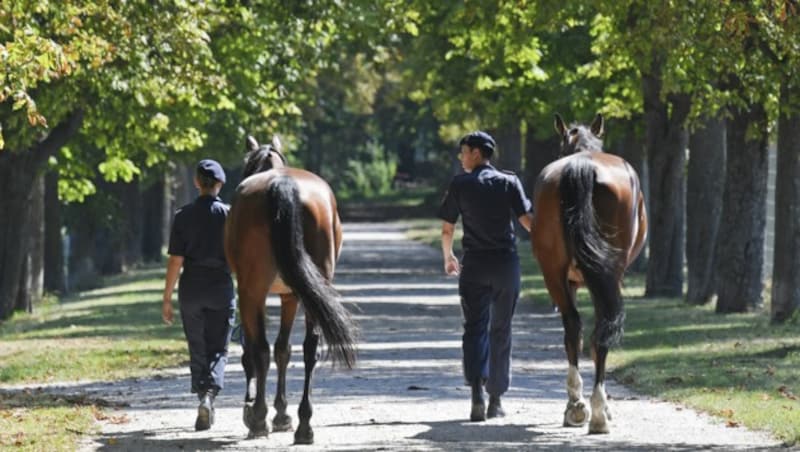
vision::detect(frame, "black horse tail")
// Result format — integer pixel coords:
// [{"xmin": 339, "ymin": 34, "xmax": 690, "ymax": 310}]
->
[
  {"xmin": 559, "ymin": 157, "xmax": 625, "ymax": 347},
  {"xmin": 266, "ymin": 176, "xmax": 357, "ymax": 368}
]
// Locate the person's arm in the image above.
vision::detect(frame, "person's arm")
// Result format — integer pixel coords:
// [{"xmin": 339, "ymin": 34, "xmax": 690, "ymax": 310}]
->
[
  {"xmin": 162, "ymin": 255, "xmax": 184, "ymax": 325},
  {"xmin": 518, "ymin": 212, "xmax": 533, "ymax": 232},
  {"xmin": 441, "ymin": 221, "xmax": 460, "ymax": 276}
]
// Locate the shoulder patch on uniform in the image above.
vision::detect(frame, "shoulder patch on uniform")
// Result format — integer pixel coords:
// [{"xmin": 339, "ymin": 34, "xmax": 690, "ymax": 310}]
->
[{"xmin": 500, "ymin": 169, "xmax": 516, "ymax": 176}]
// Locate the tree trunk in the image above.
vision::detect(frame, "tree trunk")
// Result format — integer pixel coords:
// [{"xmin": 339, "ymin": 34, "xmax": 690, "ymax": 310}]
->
[
  {"xmin": 642, "ymin": 62, "xmax": 691, "ymax": 297},
  {"xmin": 609, "ymin": 119, "xmax": 649, "ymax": 273},
  {"xmin": 142, "ymin": 173, "xmax": 166, "ymax": 262},
  {"xmin": 492, "ymin": 123, "xmax": 522, "ymax": 173},
  {"xmin": 0, "ymin": 152, "xmax": 35, "ymax": 319},
  {"xmin": 523, "ymin": 127, "xmax": 559, "ymax": 193},
  {"xmin": 715, "ymin": 102, "xmax": 768, "ymax": 313},
  {"xmin": 771, "ymin": 80, "xmax": 800, "ymax": 322},
  {"xmin": 686, "ymin": 116, "xmax": 726, "ymax": 305},
  {"xmin": 121, "ymin": 179, "xmax": 143, "ymax": 269},
  {"xmin": 67, "ymin": 206, "xmax": 100, "ymax": 292},
  {"xmin": 16, "ymin": 173, "xmax": 45, "ymax": 312},
  {"xmin": 44, "ymin": 170, "xmax": 66, "ymax": 294},
  {"xmin": 0, "ymin": 111, "xmax": 82, "ymax": 320}
]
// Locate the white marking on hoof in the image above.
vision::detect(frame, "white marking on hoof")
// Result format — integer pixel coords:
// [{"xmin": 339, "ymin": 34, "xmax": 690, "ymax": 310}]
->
[
  {"xmin": 589, "ymin": 383, "xmax": 610, "ymax": 434},
  {"xmin": 566, "ymin": 365, "xmax": 584, "ymax": 402}
]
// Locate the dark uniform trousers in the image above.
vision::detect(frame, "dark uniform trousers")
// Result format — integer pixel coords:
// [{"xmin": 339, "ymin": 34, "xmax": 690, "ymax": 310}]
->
[
  {"xmin": 179, "ymin": 272, "xmax": 235, "ymax": 395},
  {"xmin": 459, "ymin": 250, "xmax": 520, "ymax": 397}
]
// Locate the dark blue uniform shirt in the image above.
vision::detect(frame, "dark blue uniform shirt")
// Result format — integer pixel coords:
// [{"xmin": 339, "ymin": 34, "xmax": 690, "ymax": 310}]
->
[
  {"xmin": 438, "ymin": 164, "xmax": 532, "ymax": 254},
  {"xmin": 168, "ymin": 195, "xmax": 234, "ymax": 304}
]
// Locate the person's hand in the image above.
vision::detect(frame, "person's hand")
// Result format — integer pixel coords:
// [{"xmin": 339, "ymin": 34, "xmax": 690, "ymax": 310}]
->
[
  {"xmin": 444, "ymin": 254, "xmax": 460, "ymax": 276},
  {"xmin": 162, "ymin": 293, "xmax": 174, "ymax": 325}
]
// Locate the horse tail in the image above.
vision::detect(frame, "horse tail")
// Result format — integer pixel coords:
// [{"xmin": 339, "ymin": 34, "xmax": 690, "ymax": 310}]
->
[
  {"xmin": 559, "ymin": 156, "xmax": 625, "ymax": 347},
  {"xmin": 266, "ymin": 176, "xmax": 357, "ymax": 368}
]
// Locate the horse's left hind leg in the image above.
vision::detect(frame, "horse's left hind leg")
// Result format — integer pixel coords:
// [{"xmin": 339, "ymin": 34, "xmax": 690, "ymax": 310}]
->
[
  {"xmin": 272, "ymin": 293, "xmax": 299, "ymax": 432},
  {"xmin": 240, "ymin": 297, "xmax": 270, "ymax": 439},
  {"xmin": 294, "ymin": 318, "xmax": 320, "ymax": 445}
]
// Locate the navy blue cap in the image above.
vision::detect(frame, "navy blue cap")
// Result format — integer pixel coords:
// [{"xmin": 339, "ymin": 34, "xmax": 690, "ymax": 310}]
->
[
  {"xmin": 197, "ymin": 159, "xmax": 226, "ymax": 184},
  {"xmin": 459, "ymin": 131, "xmax": 496, "ymax": 156}
]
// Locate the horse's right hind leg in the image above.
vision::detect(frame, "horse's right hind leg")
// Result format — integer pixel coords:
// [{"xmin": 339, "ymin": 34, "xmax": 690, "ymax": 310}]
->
[{"xmin": 272, "ymin": 293, "xmax": 299, "ymax": 432}]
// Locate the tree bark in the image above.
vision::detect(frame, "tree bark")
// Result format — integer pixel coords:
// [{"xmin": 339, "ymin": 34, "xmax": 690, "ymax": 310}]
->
[
  {"xmin": 16, "ymin": 174, "xmax": 45, "ymax": 313},
  {"xmin": 609, "ymin": 118, "xmax": 649, "ymax": 273},
  {"xmin": 686, "ymin": 116, "xmax": 726, "ymax": 305},
  {"xmin": 642, "ymin": 60, "xmax": 691, "ymax": 298},
  {"xmin": 523, "ymin": 127, "xmax": 559, "ymax": 193},
  {"xmin": 715, "ymin": 102, "xmax": 768, "ymax": 313},
  {"xmin": 142, "ymin": 173, "xmax": 166, "ymax": 262},
  {"xmin": 491, "ymin": 123, "xmax": 522, "ymax": 173},
  {"xmin": 0, "ymin": 111, "xmax": 83, "ymax": 320},
  {"xmin": 771, "ymin": 79, "xmax": 800, "ymax": 322},
  {"xmin": 44, "ymin": 170, "xmax": 66, "ymax": 294}
]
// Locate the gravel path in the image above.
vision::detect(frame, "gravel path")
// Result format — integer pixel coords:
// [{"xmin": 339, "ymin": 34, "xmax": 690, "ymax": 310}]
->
[{"xmin": 64, "ymin": 222, "xmax": 781, "ymax": 450}]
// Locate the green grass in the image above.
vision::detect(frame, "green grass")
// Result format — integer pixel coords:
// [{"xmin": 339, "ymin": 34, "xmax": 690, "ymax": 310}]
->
[
  {"xmin": 0, "ymin": 391, "xmax": 105, "ymax": 451},
  {"xmin": 0, "ymin": 265, "xmax": 186, "ymax": 451},
  {"xmin": 0, "ymin": 266, "xmax": 187, "ymax": 384},
  {"xmin": 404, "ymin": 219, "xmax": 800, "ymax": 445}
]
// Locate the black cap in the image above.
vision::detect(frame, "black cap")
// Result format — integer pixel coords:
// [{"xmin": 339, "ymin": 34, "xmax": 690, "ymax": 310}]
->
[
  {"xmin": 197, "ymin": 159, "xmax": 226, "ymax": 184},
  {"xmin": 459, "ymin": 131, "xmax": 496, "ymax": 156}
]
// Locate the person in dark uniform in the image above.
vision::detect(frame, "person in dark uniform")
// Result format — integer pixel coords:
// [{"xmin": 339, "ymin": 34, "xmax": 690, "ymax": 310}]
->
[
  {"xmin": 162, "ymin": 159, "xmax": 236, "ymax": 431},
  {"xmin": 438, "ymin": 131, "xmax": 533, "ymax": 422}
]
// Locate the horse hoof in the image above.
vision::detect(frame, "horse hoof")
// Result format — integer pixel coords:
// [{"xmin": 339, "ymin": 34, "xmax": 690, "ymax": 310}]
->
[
  {"xmin": 243, "ymin": 404, "xmax": 267, "ymax": 432},
  {"xmin": 294, "ymin": 424, "xmax": 314, "ymax": 445},
  {"xmin": 563, "ymin": 402, "xmax": 589, "ymax": 427},
  {"xmin": 272, "ymin": 413, "xmax": 293, "ymax": 432}
]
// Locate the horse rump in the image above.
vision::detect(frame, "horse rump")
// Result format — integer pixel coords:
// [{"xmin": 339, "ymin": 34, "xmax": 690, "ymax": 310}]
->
[
  {"xmin": 266, "ymin": 176, "xmax": 357, "ymax": 367},
  {"xmin": 559, "ymin": 156, "xmax": 625, "ymax": 347}
]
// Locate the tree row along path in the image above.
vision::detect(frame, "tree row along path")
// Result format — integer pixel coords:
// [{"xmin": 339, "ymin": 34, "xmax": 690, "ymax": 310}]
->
[{"xmin": 60, "ymin": 222, "xmax": 779, "ymax": 450}]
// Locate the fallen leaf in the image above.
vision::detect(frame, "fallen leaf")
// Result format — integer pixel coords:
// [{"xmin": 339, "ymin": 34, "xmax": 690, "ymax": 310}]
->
[
  {"xmin": 761, "ymin": 394, "xmax": 772, "ymax": 401},
  {"xmin": 720, "ymin": 408, "xmax": 735, "ymax": 418},
  {"xmin": 778, "ymin": 386, "xmax": 798, "ymax": 400},
  {"xmin": 726, "ymin": 420, "xmax": 740, "ymax": 428}
]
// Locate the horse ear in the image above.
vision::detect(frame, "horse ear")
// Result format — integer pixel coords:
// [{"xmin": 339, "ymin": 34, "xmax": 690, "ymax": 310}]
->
[
  {"xmin": 246, "ymin": 135, "xmax": 259, "ymax": 152},
  {"xmin": 271, "ymin": 135, "xmax": 282, "ymax": 152},
  {"xmin": 590, "ymin": 113, "xmax": 604, "ymax": 137},
  {"xmin": 554, "ymin": 114, "xmax": 567, "ymax": 136}
]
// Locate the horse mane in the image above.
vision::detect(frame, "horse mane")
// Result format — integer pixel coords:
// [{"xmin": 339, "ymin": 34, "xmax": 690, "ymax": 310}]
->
[
  {"xmin": 561, "ymin": 124, "xmax": 604, "ymax": 155},
  {"xmin": 242, "ymin": 144, "xmax": 288, "ymax": 179}
]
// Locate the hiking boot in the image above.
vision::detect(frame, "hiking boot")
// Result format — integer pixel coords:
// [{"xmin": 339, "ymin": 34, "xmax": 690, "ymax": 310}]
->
[
  {"xmin": 195, "ymin": 391, "xmax": 215, "ymax": 431},
  {"xmin": 487, "ymin": 395, "xmax": 505, "ymax": 419}
]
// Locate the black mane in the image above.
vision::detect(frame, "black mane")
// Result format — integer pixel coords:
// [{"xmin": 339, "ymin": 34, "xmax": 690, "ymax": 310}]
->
[
  {"xmin": 242, "ymin": 145, "xmax": 287, "ymax": 178},
  {"xmin": 561, "ymin": 124, "xmax": 603, "ymax": 156}
]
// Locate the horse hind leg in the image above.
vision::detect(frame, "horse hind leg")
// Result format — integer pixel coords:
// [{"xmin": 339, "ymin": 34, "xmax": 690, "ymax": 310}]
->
[
  {"xmin": 587, "ymin": 274, "xmax": 623, "ymax": 434},
  {"xmin": 239, "ymin": 287, "xmax": 271, "ymax": 439},
  {"xmin": 294, "ymin": 317, "xmax": 320, "ymax": 445},
  {"xmin": 589, "ymin": 333, "xmax": 611, "ymax": 434},
  {"xmin": 561, "ymin": 281, "xmax": 590, "ymax": 427},
  {"xmin": 272, "ymin": 293, "xmax": 299, "ymax": 432}
]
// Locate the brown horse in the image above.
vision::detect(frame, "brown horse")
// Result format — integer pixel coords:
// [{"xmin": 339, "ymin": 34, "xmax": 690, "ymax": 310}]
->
[
  {"xmin": 224, "ymin": 135, "xmax": 357, "ymax": 444},
  {"xmin": 530, "ymin": 114, "xmax": 647, "ymax": 434}
]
